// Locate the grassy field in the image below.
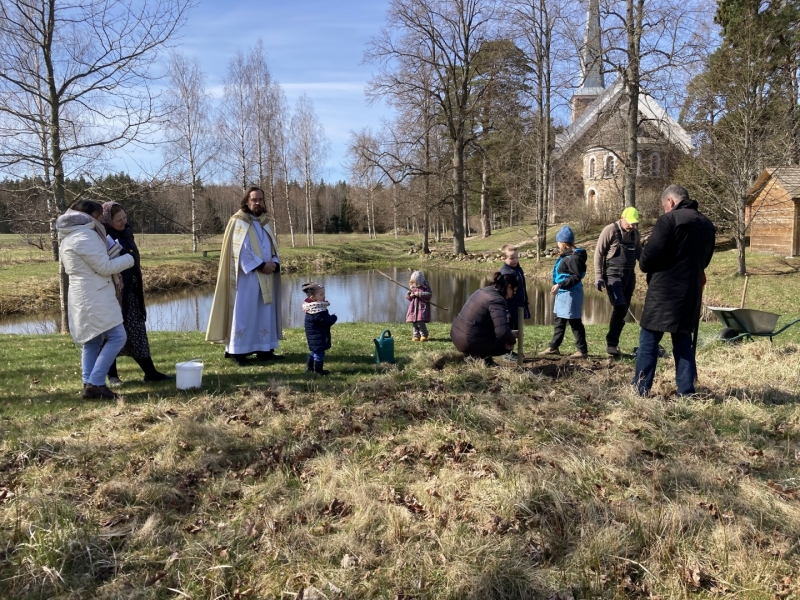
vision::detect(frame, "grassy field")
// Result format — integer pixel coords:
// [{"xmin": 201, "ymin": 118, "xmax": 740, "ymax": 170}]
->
[{"xmin": 2, "ymin": 320, "xmax": 800, "ymax": 598}]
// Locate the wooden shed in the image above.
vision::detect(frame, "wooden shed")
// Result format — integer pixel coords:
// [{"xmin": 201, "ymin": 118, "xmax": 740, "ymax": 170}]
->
[{"xmin": 746, "ymin": 167, "xmax": 800, "ymax": 256}]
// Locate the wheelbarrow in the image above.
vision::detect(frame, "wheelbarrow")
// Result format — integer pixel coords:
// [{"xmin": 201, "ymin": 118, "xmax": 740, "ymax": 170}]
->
[{"xmin": 708, "ymin": 306, "xmax": 800, "ymax": 343}]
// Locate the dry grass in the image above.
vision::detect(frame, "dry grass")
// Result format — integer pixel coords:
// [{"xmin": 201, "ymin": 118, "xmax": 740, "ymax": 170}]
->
[{"xmin": 2, "ymin": 335, "xmax": 800, "ymax": 598}]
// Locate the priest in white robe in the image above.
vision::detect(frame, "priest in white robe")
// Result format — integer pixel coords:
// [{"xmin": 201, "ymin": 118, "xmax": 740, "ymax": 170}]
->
[{"xmin": 206, "ymin": 186, "xmax": 283, "ymax": 365}]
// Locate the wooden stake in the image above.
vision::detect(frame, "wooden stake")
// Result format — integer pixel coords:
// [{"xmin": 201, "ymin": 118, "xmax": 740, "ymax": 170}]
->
[
  {"xmin": 740, "ymin": 273, "xmax": 750, "ymax": 309},
  {"xmin": 517, "ymin": 306, "xmax": 524, "ymax": 367}
]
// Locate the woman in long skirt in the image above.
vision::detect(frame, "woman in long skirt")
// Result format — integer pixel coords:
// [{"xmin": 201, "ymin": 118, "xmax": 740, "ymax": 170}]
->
[{"xmin": 103, "ymin": 202, "xmax": 172, "ymax": 384}]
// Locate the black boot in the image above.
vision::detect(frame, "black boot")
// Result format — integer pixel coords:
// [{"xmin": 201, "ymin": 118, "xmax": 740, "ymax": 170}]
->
[
  {"xmin": 305, "ymin": 354, "xmax": 314, "ymax": 372},
  {"xmin": 313, "ymin": 360, "xmax": 329, "ymax": 376},
  {"xmin": 257, "ymin": 350, "xmax": 284, "ymax": 361},
  {"xmin": 136, "ymin": 356, "xmax": 174, "ymax": 382},
  {"xmin": 229, "ymin": 353, "xmax": 248, "ymax": 366}
]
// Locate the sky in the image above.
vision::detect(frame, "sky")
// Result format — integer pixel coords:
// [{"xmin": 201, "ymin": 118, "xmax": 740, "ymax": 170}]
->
[{"xmin": 121, "ymin": 0, "xmax": 394, "ymax": 183}]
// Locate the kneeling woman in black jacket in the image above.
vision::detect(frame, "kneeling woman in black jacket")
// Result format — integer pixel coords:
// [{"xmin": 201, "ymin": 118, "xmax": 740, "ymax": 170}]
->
[
  {"xmin": 302, "ymin": 282, "xmax": 338, "ymax": 376},
  {"xmin": 450, "ymin": 273, "xmax": 519, "ymax": 365}
]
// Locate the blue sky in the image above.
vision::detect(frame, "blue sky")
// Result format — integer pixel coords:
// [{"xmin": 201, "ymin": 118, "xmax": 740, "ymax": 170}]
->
[{"xmin": 126, "ymin": 0, "xmax": 393, "ymax": 183}]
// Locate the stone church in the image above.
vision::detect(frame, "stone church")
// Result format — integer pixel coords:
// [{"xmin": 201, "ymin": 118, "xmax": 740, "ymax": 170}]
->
[{"xmin": 551, "ymin": 0, "xmax": 693, "ymax": 222}]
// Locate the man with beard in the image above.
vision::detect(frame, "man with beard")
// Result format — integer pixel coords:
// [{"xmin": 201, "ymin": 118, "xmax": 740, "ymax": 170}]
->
[{"xmin": 206, "ymin": 186, "xmax": 283, "ymax": 365}]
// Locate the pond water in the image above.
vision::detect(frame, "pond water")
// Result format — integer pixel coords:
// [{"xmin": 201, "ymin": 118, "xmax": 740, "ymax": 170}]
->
[{"xmin": 0, "ymin": 268, "xmax": 642, "ymax": 335}]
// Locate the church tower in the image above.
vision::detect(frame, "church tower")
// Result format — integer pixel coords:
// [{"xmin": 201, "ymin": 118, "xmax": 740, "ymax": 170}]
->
[{"xmin": 571, "ymin": 0, "xmax": 605, "ymax": 123}]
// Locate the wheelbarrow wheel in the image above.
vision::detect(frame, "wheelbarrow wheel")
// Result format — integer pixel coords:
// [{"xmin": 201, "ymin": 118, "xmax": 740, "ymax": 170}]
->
[{"xmin": 718, "ymin": 327, "xmax": 743, "ymax": 343}]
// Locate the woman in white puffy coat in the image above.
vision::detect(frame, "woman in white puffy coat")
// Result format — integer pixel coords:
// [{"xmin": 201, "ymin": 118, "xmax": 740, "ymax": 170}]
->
[{"xmin": 56, "ymin": 200, "xmax": 135, "ymax": 399}]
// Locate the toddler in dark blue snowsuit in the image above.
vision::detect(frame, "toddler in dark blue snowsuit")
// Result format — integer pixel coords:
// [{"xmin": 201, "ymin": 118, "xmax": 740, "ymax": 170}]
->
[{"xmin": 301, "ymin": 282, "xmax": 338, "ymax": 376}]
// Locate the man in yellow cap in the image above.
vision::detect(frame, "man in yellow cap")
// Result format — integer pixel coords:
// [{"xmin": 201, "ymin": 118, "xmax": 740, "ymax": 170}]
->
[{"xmin": 594, "ymin": 206, "xmax": 641, "ymax": 356}]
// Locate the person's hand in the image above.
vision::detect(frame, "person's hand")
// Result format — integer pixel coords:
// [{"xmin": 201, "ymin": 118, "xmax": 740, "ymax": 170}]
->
[
  {"xmin": 261, "ymin": 261, "xmax": 277, "ymax": 274},
  {"xmin": 511, "ymin": 329, "xmax": 518, "ymax": 338},
  {"xmin": 550, "ymin": 284, "xmax": 559, "ymax": 294},
  {"xmin": 595, "ymin": 278, "xmax": 606, "ymax": 291}
]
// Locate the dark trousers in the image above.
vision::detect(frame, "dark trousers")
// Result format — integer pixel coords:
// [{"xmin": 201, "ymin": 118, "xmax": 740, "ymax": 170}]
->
[
  {"xmin": 549, "ymin": 317, "xmax": 587, "ymax": 353},
  {"xmin": 633, "ymin": 328, "xmax": 696, "ymax": 396},
  {"xmin": 606, "ymin": 271, "xmax": 635, "ymax": 347}
]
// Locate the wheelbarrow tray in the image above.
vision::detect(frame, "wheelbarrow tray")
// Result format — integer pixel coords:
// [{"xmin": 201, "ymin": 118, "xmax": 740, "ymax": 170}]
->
[{"xmin": 708, "ymin": 307, "xmax": 780, "ymax": 335}]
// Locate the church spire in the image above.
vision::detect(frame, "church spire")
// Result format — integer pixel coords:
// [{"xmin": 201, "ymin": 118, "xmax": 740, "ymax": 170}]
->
[
  {"xmin": 579, "ymin": 0, "xmax": 604, "ymax": 92},
  {"xmin": 571, "ymin": 0, "xmax": 605, "ymax": 122}
]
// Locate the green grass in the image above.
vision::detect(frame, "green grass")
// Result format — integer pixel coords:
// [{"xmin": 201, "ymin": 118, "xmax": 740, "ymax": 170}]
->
[{"xmin": 2, "ymin": 323, "xmax": 800, "ymax": 598}]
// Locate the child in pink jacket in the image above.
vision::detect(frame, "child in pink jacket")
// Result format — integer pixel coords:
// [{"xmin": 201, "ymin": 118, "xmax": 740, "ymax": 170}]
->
[{"xmin": 406, "ymin": 270, "xmax": 432, "ymax": 341}]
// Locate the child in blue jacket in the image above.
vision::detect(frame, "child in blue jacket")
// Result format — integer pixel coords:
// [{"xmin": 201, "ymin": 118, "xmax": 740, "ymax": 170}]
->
[
  {"xmin": 302, "ymin": 282, "xmax": 338, "ymax": 375},
  {"xmin": 539, "ymin": 226, "xmax": 589, "ymax": 359}
]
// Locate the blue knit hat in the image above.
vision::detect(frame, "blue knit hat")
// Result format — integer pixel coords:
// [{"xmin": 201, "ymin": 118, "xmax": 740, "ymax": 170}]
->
[{"xmin": 555, "ymin": 225, "xmax": 575, "ymax": 243}]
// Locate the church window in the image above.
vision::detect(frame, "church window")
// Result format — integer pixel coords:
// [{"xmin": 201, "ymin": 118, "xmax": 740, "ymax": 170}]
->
[
  {"xmin": 650, "ymin": 153, "xmax": 660, "ymax": 177},
  {"xmin": 604, "ymin": 155, "xmax": 615, "ymax": 177},
  {"xmin": 588, "ymin": 157, "xmax": 596, "ymax": 179},
  {"xmin": 587, "ymin": 189, "xmax": 597, "ymax": 210}
]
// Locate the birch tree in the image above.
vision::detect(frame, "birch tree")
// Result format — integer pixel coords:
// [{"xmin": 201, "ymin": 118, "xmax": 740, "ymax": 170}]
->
[
  {"xmin": 162, "ymin": 52, "xmax": 217, "ymax": 253},
  {"xmin": 366, "ymin": 0, "xmax": 499, "ymax": 255},
  {"xmin": 290, "ymin": 93, "xmax": 329, "ymax": 246}
]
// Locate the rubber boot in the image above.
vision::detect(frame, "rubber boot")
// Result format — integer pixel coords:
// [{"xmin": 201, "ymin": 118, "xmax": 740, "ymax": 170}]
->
[
  {"xmin": 305, "ymin": 354, "xmax": 314, "ymax": 372},
  {"xmin": 313, "ymin": 360, "xmax": 330, "ymax": 376},
  {"xmin": 137, "ymin": 356, "xmax": 174, "ymax": 382}
]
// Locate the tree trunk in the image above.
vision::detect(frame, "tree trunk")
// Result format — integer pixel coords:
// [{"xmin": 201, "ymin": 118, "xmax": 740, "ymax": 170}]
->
[
  {"xmin": 284, "ymin": 178, "xmax": 295, "ymax": 247},
  {"xmin": 736, "ymin": 196, "xmax": 747, "ymax": 276},
  {"xmin": 191, "ymin": 178, "xmax": 198, "ymax": 253},
  {"xmin": 452, "ymin": 139, "xmax": 466, "ymax": 254},
  {"xmin": 59, "ymin": 262, "xmax": 69, "ymax": 334},
  {"xmin": 422, "ymin": 209, "xmax": 430, "ymax": 253},
  {"xmin": 624, "ymin": 0, "xmax": 644, "ymax": 208},
  {"xmin": 480, "ymin": 154, "xmax": 491, "ymax": 238}
]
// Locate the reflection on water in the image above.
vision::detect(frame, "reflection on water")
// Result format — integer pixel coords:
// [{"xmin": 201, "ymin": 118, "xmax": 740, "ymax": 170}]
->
[{"xmin": 0, "ymin": 268, "xmax": 642, "ymax": 334}]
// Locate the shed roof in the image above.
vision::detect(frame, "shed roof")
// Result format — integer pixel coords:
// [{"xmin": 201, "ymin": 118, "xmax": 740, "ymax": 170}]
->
[{"xmin": 747, "ymin": 167, "xmax": 800, "ymax": 203}]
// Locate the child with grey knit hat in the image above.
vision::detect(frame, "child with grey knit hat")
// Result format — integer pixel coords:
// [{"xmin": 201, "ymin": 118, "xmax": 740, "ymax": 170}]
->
[{"xmin": 301, "ymin": 281, "xmax": 337, "ymax": 375}]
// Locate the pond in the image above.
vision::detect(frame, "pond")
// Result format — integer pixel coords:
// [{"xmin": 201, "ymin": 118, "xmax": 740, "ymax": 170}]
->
[{"xmin": 0, "ymin": 268, "xmax": 642, "ymax": 334}]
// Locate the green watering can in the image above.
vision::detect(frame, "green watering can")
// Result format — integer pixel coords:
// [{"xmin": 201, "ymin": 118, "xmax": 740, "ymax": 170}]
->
[{"xmin": 374, "ymin": 329, "xmax": 395, "ymax": 364}]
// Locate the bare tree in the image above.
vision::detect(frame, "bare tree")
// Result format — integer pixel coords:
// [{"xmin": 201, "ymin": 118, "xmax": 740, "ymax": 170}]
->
[
  {"xmin": 366, "ymin": 0, "xmax": 499, "ymax": 255},
  {"xmin": 162, "ymin": 52, "xmax": 217, "ymax": 253},
  {"xmin": 0, "ymin": 0, "xmax": 192, "ymax": 331},
  {"xmin": 218, "ymin": 50, "xmax": 255, "ymax": 190},
  {"xmin": 290, "ymin": 93, "xmax": 329, "ymax": 246},
  {"xmin": 510, "ymin": 0, "xmax": 578, "ymax": 256},
  {"xmin": 273, "ymin": 87, "xmax": 296, "ymax": 247},
  {"xmin": 601, "ymin": 0, "xmax": 708, "ymax": 207}
]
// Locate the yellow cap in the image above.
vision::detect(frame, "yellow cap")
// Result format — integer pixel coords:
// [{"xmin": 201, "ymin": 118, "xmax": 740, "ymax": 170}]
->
[{"xmin": 621, "ymin": 206, "xmax": 639, "ymax": 224}]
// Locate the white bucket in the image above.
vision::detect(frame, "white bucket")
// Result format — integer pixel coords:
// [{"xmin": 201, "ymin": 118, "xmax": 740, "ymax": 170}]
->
[{"xmin": 175, "ymin": 359, "xmax": 204, "ymax": 390}]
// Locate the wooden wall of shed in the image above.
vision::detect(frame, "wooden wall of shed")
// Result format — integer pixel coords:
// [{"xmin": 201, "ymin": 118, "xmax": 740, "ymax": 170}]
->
[{"xmin": 749, "ymin": 185, "xmax": 795, "ymax": 255}]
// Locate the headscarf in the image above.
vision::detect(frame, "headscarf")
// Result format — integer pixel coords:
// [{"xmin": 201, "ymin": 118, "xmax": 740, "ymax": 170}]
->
[
  {"xmin": 410, "ymin": 270, "xmax": 427, "ymax": 286},
  {"xmin": 101, "ymin": 201, "xmax": 145, "ymax": 315}
]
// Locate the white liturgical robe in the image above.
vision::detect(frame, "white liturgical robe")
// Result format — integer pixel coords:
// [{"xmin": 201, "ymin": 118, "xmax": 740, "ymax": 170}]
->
[{"xmin": 226, "ymin": 221, "xmax": 280, "ymax": 354}]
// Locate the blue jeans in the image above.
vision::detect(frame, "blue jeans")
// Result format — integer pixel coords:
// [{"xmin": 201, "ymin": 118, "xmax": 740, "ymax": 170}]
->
[
  {"xmin": 633, "ymin": 328, "xmax": 696, "ymax": 396},
  {"xmin": 311, "ymin": 351, "xmax": 325, "ymax": 362},
  {"xmin": 82, "ymin": 324, "xmax": 127, "ymax": 386}
]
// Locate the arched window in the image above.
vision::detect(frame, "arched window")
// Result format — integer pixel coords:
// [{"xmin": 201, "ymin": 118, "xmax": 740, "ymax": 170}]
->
[
  {"xmin": 587, "ymin": 189, "xmax": 597, "ymax": 210},
  {"xmin": 650, "ymin": 153, "xmax": 660, "ymax": 177},
  {"xmin": 588, "ymin": 157, "xmax": 596, "ymax": 179},
  {"xmin": 604, "ymin": 155, "xmax": 615, "ymax": 177}
]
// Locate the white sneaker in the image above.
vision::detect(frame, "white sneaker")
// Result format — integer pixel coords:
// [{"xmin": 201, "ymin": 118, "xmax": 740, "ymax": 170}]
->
[{"xmin": 107, "ymin": 376, "xmax": 124, "ymax": 387}]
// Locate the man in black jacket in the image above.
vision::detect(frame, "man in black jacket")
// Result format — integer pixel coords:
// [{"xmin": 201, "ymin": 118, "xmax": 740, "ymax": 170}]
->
[{"xmin": 633, "ymin": 185, "xmax": 715, "ymax": 396}]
